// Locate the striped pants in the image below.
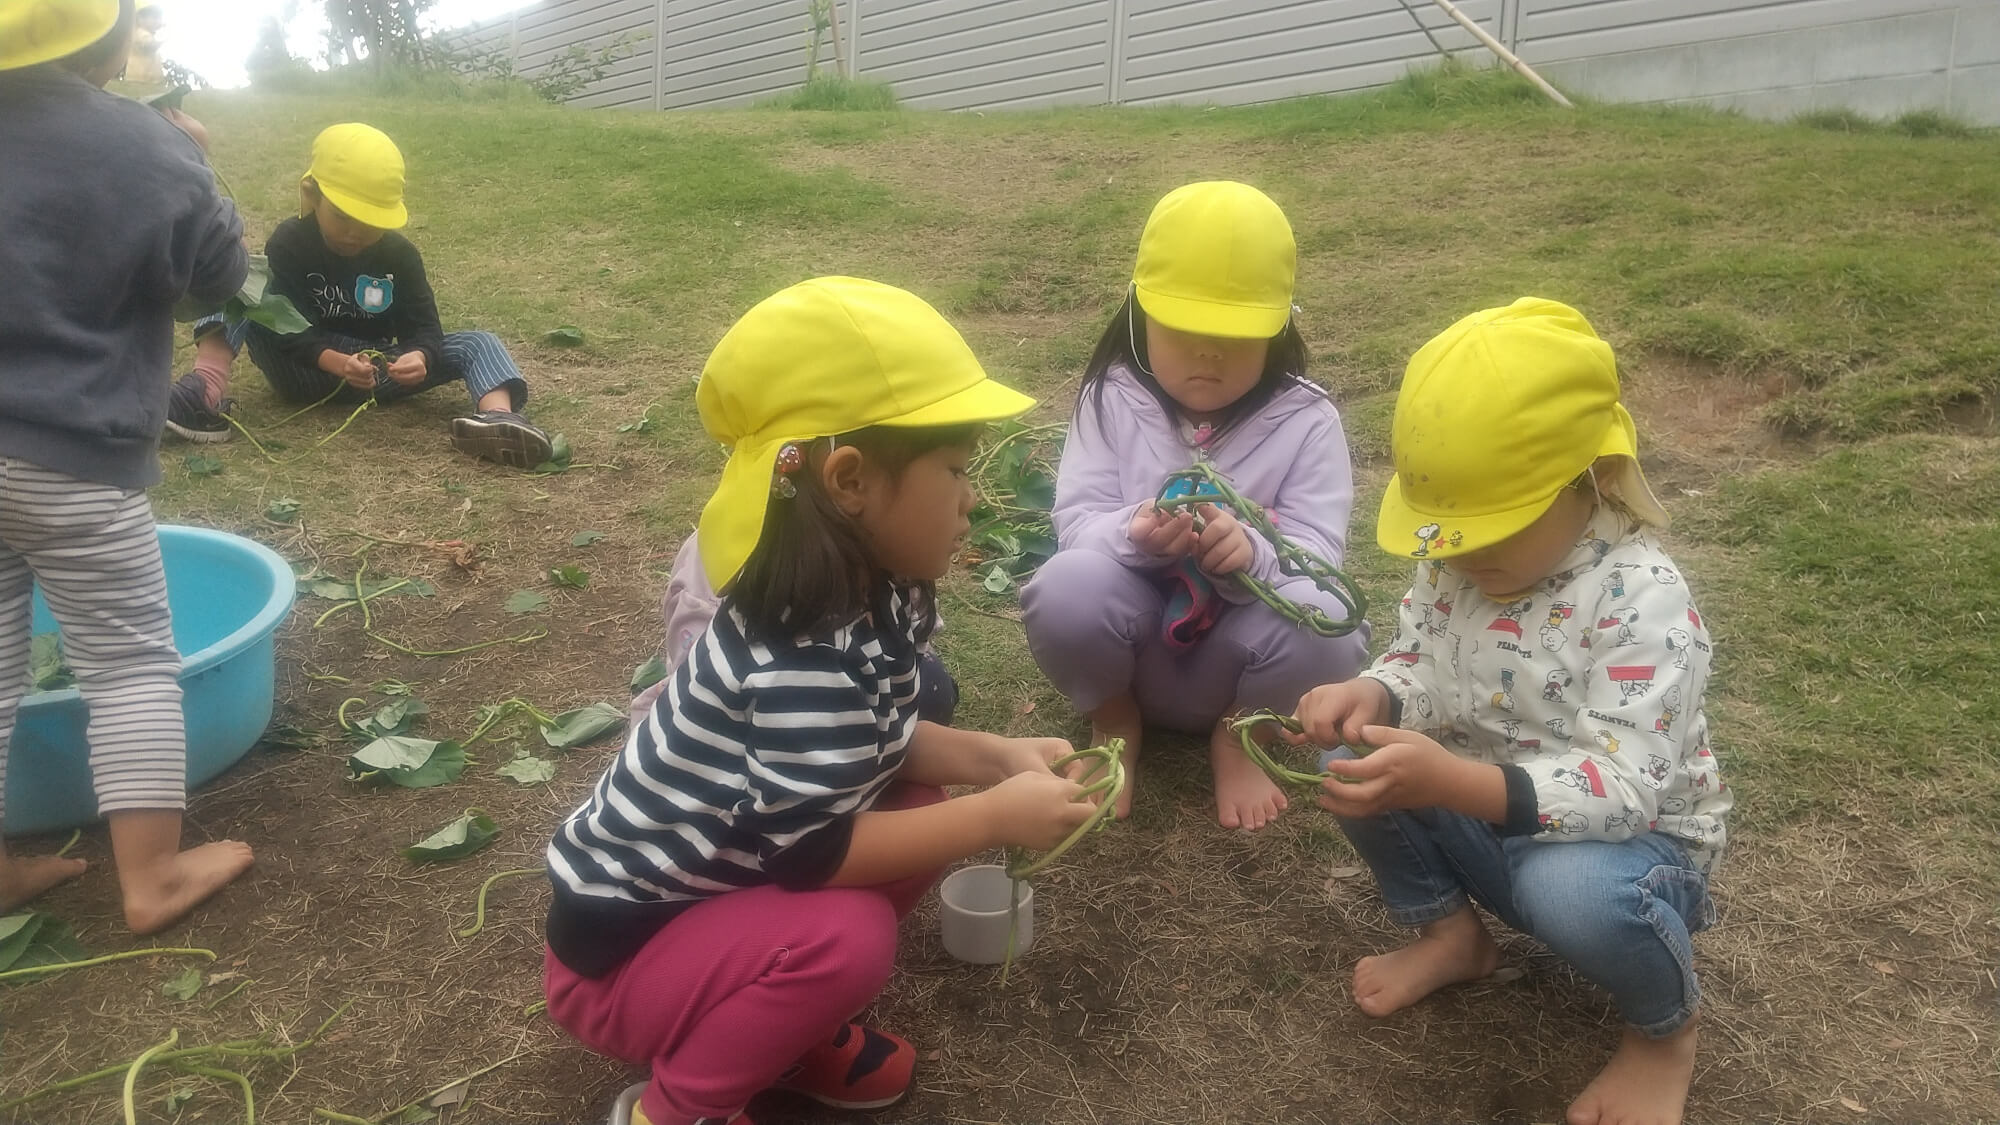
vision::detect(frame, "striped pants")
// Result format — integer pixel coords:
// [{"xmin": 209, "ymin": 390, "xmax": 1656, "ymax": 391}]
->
[
  {"xmin": 197, "ymin": 316, "xmax": 527, "ymax": 410},
  {"xmin": 0, "ymin": 459, "xmax": 184, "ymax": 822}
]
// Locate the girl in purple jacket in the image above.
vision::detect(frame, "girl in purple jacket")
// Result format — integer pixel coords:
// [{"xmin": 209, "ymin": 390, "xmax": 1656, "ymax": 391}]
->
[{"xmin": 1022, "ymin": 181, "xmax": 1366, "ymax": 830}]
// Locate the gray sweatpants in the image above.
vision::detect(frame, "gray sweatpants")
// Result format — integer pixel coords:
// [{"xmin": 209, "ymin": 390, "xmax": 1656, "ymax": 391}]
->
[{"xmin": 0, "ymin": 458, "xmax": 184, "ymax": 823}]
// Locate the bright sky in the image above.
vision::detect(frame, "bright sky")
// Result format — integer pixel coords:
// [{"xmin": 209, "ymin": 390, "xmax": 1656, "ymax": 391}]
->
[{"xmin": 154, "ymin": 0, "xmax": 534, "ymax": 88}]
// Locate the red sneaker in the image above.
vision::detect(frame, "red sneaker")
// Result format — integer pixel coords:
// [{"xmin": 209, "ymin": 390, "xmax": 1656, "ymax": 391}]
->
[{"xmin": 774, "ymin": 1022, "xmax": 916, "ymax": 1110}]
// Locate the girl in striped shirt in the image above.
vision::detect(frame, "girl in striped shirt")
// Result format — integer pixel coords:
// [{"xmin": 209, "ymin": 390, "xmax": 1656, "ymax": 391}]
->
[{"xmin": 543, "ymin": 278, "xmax": 1096, "ymax": 1125}]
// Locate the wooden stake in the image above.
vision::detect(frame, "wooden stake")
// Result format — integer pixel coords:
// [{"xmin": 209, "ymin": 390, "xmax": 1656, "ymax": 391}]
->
[
  {"xmin": 827, "ymin": 0, "xmax": 848, "ymax": 77},
  {"xmin": 1426, "ymin": 0, "xmax": 1573, "ymax": 108}
]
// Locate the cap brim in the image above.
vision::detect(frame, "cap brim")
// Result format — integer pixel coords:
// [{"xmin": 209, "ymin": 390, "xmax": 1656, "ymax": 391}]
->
[
  {"xmin": 1134, "ymin": 284, "xmax": 1288, "ymax": 340},
  {"xmin": 317, "ymin": 181, "xmax": 407, "ymax": 230},
  {"xmin": 1376, "ymin": 475, "xmax": 1564, "ymax": 561},
  {"xmin": 1596, "ymin": 403, "xmax": 1671, "ymax": 527},
  {"xmin": 877, "ymin": 377, "xmax": 1035, "ymax": 429},
  {"xmin": 697, "ymin": 435, "xmax": 785, "ymax": 591}
]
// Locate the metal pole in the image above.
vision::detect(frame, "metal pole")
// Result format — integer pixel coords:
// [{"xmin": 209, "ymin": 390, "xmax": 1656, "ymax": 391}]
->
[
  {"xmin": 1395, "ymin": 0, "xmax": 1453, "ymax": 62},
  {"xmin": 1427, "ymin": 0, "xmax": 1572, "ymax": 107}
]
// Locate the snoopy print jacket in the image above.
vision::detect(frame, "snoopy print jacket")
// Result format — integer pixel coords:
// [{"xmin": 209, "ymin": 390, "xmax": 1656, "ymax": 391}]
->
[{"xmin": 1361, "ymin": 505, "xmax": 1732, "ymax": 874}]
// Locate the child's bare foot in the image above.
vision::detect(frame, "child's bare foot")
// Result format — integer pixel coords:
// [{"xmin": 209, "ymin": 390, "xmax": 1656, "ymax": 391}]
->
[
  {"xmin": 1352, "ymin": 906, "xmax": 1501, "ymax": 1016},
  {"xmin": 1567, "ymin": 1021, "xmax": 1698, "ymax": 1125},
  {"xmin": 120, "ymin": 841, "xmax": 255, "ymax": 935},
  {"xmin": 0, "ymin": 853, "xmax": 88, "ymax": 912},
  {"xmin": 1210, "ymin": 718, "xmax": 1286, "ymax": 830},
  {"xmin": 1089, "ymin": 694, "xmax": 1144, "ymax": 820}
]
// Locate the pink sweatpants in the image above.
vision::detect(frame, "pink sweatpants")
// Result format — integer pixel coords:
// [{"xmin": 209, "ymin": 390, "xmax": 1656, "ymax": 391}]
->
[{"xmin": 545, "ymin": 783, "xmax": 946, "ymax": 1125}]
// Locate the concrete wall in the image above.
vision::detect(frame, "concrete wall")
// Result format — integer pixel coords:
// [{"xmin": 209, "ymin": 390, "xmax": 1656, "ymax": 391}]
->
[
  {"xmin": 458, "ymin": 0, "xmax": 2000, "ymax": 123},
  {"xmin": 1521, "ymin": 1, "xmax": 2000, "ymax": 124}
]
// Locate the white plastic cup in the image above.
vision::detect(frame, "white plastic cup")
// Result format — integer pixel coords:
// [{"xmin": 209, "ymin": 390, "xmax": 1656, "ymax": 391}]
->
[{"xmin": 939, "ymin": 863, "xmax": 1033, "ymax": 965}]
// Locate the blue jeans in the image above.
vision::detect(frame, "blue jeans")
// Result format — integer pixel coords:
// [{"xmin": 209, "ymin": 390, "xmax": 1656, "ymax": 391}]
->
[{"xmin": 1330, "ymin": 768, "xmax": 1715, "ymax": 1038}]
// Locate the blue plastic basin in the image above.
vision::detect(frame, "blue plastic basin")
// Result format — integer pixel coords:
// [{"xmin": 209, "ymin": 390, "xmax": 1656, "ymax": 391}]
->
[{"xmin": 3, "ymin": 525, "xmax": 295, "ymax": 837}]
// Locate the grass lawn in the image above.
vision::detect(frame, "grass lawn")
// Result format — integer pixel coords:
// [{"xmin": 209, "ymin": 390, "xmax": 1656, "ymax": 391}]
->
[{"xmin": 2, "ymin": 67, "xmax": 1996, "ymax": 1124}]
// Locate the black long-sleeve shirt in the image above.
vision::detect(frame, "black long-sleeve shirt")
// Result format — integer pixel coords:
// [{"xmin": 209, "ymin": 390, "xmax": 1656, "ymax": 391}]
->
[{"xmin": 262, "ymin": 215, "xmax": 444, "ymax": 372}]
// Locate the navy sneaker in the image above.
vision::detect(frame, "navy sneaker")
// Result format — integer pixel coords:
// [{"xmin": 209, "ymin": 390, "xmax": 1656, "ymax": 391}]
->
[
  {"xmin": 164, "ymin": 373, "xmax": 235, "ymax": 443},
  {"xmin": 449, "ymin": 410, "xmax": 554, "ymax": 469}
]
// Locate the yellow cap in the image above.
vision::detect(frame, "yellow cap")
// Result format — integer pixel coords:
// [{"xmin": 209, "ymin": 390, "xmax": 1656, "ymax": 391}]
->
[
  {"xmin": 1377, "ymin": 297, "xmax": 1669, "ymax": 560},
  {"xmin": 1131, "ymin": 181, "xmax": 1295, "ymax": 340},
  {"xmin": 303, "ymin": 123, "xmax": 408, "ymax": 230},
  {"xmin": 0, "ymin": 0, "xmax": 117, "ymax": 70},
  {"xmin": 695, "ymin": 277, "xmax": 1035, "ymax": 590}
]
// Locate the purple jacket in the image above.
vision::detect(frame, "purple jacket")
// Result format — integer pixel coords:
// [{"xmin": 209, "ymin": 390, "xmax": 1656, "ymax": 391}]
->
[{"xmin": 1052, "ymin": 363, "xmax": 1357, "ymax": 596}]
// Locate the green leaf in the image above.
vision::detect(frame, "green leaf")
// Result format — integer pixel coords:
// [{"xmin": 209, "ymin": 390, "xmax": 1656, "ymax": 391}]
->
[
  {"xmin": 540, "ymin": 702, "xmax": 625, "ymax": 750},
  {"xmin": 347, "ymin": 736, "xmax": 467, "ymax": 789},
  {"xmin": 571, "ymin": 529, "xmax": 607, "ymax": 547},
  {"xmin": 30, "ymin": 633, "xmax": 73, "ymax": 692},
  {"xmin": 164, "ymin": 1082, "xmax": 198, "ymax": 1114},
  {"xmin": 630, "ymin": 654, "xmax": 668, "ymax": 693},
  {"xmin": 543, "ymin": 325, "xmax": 585, "ymax": 347},
  {"xmin": 10, "ymin": 917, "xmax": 85, "ymax": 969},
  {"xmin": 297, "ymin": 574, "xmax": 436, "ymax": 601},
  {"xmin": 371, "ymin": 696, "xmax": 430, "ymax": 736},
  {"xmin": 162, "ymin": 964, "xmax": 203, "ymax": 1001},
  {"xmin": 981, "ymin": 563, "xmax": 1015, "ymax": 594},
  {"xmin": 504, "ymin": 589, "xmax": 549, "ymax": 615},
  {"xmin": 235, "ymin": 292, "xmax": 311, "ymax": 335},
  {"xmin": 533, "ymin": 433, "xmax": 574, "ymax": 473},
  {"xmin": 549, "ymin": 565, "xmax": 589, "ymax": 590},
  {"xmin": 373, "ymin": 679, "xmax": 415, "ymax": 696},
  {"xmin": 391, "ymin": 1107, "xmax": 438, "ymax": 1125},
  {"xmin": 496, "ymin": 755, "xmax": 557, "ymax": 785},
  {"xmin": 615, "ymin": 415, "xmax": 657, "ymax": 434},
  {"xmin": 1015, "ymin": 469, "xmax": 1056, "ymax": 511},
  {"xmin": 265, "ymin": 497, "xmax": 302, "ymax": 523},
  {"xmin": 401, "ymin": 810, "xmax": 499, "ymax": 863},
  {"xmin": 255, "ymin": 722, "xmax": 316, "ymax": 752},
  {"xmin": 0, "ymin": 913, "xmax": 46, "ymax": 973},
  {"xmin": 184, "ymin": 453, "xmax": 223, "ymax": 477}
]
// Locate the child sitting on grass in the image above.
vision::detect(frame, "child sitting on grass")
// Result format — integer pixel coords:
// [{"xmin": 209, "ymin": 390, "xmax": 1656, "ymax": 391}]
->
[
  {"xmin": 0, "ymin": 0, "xmax": 255, "ymax": 932},
  {"xmin": 1293, "ymin": 298, "xmax": 1731, "ymax": 1125},
  {"xmin": 545, "ymin": 277, "xmax": 1097, "ymax": 1125},
  {"xmin": 170, "ymin": 122, "xmax": 557, "ymax": 469}
]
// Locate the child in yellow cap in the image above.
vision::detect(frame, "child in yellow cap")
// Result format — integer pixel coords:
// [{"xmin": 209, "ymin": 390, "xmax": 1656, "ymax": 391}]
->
[
  {"xmin": 1022, "ymin": 181, "xmax": 1367, "ymax": 829},
  {"xmin": 1292, "ymin": 298, "xmax": 1731, "ymax": 1125},
  {"xmin": 175, "ymin": 123, "xmax": 556, "ymax": 467},
  {"xmin": 0, "ymin": 0, "xmax": 255, "ymax": 931},
  {"xmin": 543, "ymin": 277, "xmax": 1098, "ymax": 1125}
]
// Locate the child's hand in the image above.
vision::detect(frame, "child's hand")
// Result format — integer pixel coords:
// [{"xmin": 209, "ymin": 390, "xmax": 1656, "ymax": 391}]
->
[
  {"xmin": 980, "ymin": 735, "xmax": 1082, "ymax": 786},
  {"xmin": 1314, "ymin": 726, "xmax": 1463, "ymax": 818},
  {"xmin": 386, "ymin": 351, "xmax": 428, "ymax": 386},
  {"xmin": 1193, "ymin": 503, "xmax": 1254, "ymax": 576},
  {"xmin": 1292, "ymin": 678, "xmax": 1393, "ymax": 748},
  {"xmin": 1128, "ymin": 501, "xmax": 1196, "ymax": 558},
  {"xmin": 319, "ymin": 351, "xmax": 380, "ymax": 391},
  {"xmin": 161, "ymin": 108, "xmax": 209, "ymax": 152},
  {"xmin": 982, "ymin": 772, "xmax": 1095, "ymax": 850}
]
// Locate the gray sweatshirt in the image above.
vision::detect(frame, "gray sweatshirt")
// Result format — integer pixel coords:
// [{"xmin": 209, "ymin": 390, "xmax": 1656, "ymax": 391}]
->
[{"xmin": 0, "ymin": 65, "xmax": 247, "ymax": 489}]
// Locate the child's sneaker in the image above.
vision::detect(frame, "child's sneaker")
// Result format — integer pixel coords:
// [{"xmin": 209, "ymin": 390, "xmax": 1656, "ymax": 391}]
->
[
  {"xmin": 604, "ymin": 1081, "xmax": 753, "ymax": 1125},
  {"xmin": 164, "ymin": 373, "xmax": 235, "ymax": 443},
  {"xmin": 774, "ymin": 1022, "xmax": 916, "ymax": 1110},
  {"xmin": 449, "ymin": 410, "xmax": 554, "ymax": 469}
]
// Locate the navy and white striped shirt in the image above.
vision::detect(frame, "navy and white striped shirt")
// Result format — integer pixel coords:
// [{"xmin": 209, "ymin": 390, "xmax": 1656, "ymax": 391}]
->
[{"xmin": 545, "ymin": 584, "xmax": 924, "ymax": 976}]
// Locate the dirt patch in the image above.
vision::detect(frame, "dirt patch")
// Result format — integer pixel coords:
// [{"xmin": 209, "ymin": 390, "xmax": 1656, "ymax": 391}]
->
[{"xmin": 1624, "ymin": 356, "xmax": 1797, "ymax": 497}]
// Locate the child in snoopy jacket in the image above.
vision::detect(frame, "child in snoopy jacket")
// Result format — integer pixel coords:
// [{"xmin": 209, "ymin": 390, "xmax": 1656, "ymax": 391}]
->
[{"xmin": 1294, "ymin": 297, "xmax": 1731, "ymax": 1125}]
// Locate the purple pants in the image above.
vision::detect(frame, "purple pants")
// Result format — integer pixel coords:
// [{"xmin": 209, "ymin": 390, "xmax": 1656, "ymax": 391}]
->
[{"xmin": 1022, "ymin": 549, "xmax": 1368, "ymax": 732}]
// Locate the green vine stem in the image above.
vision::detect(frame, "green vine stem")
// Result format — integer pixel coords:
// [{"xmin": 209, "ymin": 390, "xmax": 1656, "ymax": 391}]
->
[
  {"xmin": 122, "ymin": 1029, "xmax": 179, "ymax": 1125},
  {"xmin": 0, "ymin": 946, "xmax": 214, "ymax": 984},
  {"xmin": 173, "ymin": 1062, "xmax": 255, "ymax": 1125},
  {"xmin": 0, "ymin": 1002, "xmax": 352, "ymax": 1113},
  {"xmin": 1228, "ymin": 709, "xmax": 1370, "ymax": 789},
  {"xmin": 367, "ymin": 628, "xmax": 547, "ymax": 659},
  {"xmin": 461, "ymin": 698, "xmax": 557, "ymax": 747},
  {"xmin": 55, "ymin": 828, "xmax": 81, "ymax": 857},
  {"xmin": 996, "ymin": 740, "xmax": 1129, "ymax": 985},
  {"xmin": 457, "ymin": 868, "xmax": 541, "ymax": 938},
  {"xmin": 1154, "ymin": 463, "xmax": 1367, "ymax": 636},
  {"xmin": 316, "ymin": 1047, "xmax": 531, "ymax": 1125}
]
